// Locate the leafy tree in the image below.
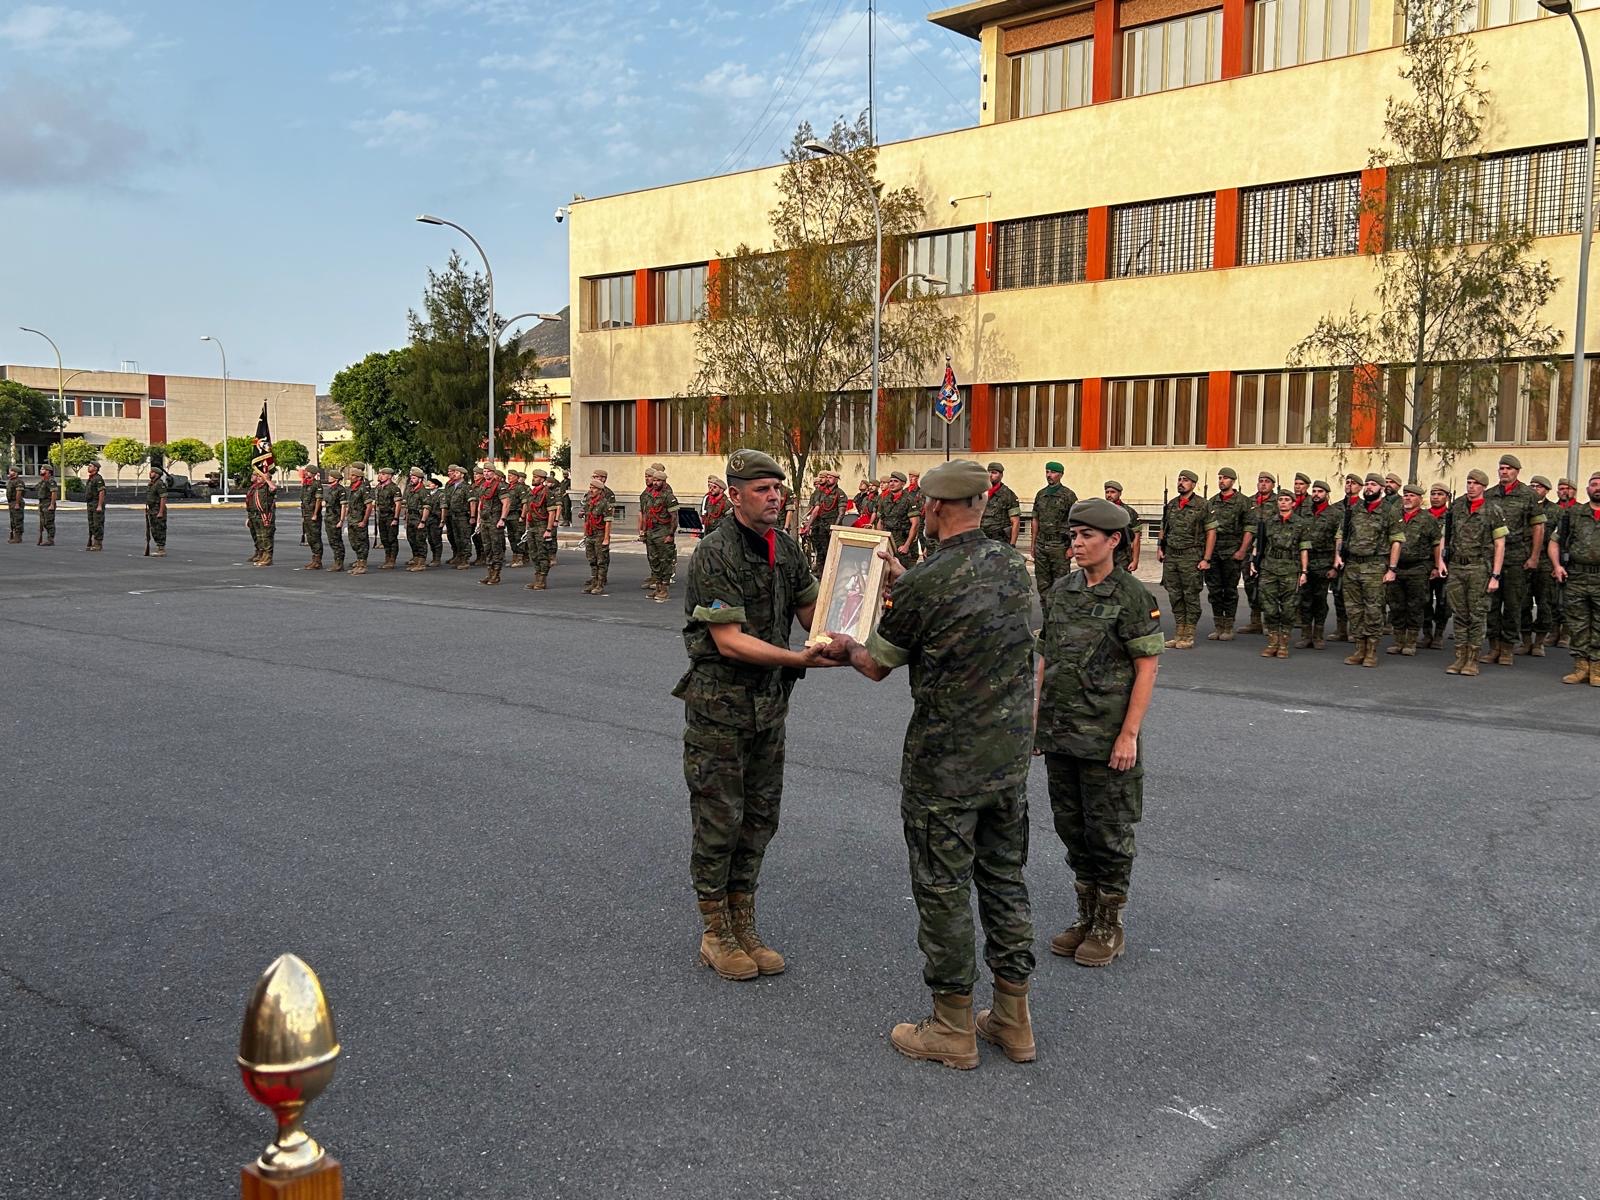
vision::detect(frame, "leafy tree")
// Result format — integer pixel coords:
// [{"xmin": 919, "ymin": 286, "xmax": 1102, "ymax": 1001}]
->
[
  {"xmin": 551, "ymin": 440, "xmax": 571, "ymax": 472},
  {"xmin": 0, "ymin": 380, "xmax": 58, "ymax": 445},
  {"xmin": 1289, "ymin": 0, "xmax": 1560, "ymax": 481},
  {"xmin": 393, "ymin": 251, "xmax": 537, "ymax": 467},
  {"xmin": 497, "ymin": 426, "xmax": 546, "ymax": 467},
  {"xmin": 163, "ymin": 437, "xmax": 210, "ymax": 477},
  {"xmin": 686, "ymin": 114, "xmax": 961, "ymax": 491},
  {"xmin": 49, "ymin": 437, "xmax": 100, "ymax": 477},
  {"xmin": 102, "ymin": 436, "xmax": 148, "ymax": 484},
  {"xmin": 213, "ymin": 436, "xmax": 258, "ymax": 488},
  {"xmin": 320, "ymin": 440, "xmax": 361, "ymax": 471},
  {"xmin": 330, "ymin": 348, "xmax": 436, "ymax": 474},
  {"xmin": 273, "ymin": 439, "xmax": 310, "ymax": 479}
]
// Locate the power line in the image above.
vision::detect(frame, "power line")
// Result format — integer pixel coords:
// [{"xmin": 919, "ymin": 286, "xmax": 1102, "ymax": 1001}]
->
[
  {"xmin": 734, "ymin": 0, "xmax": 852, "ymax": 173},
  {"xmin": 711, "ymin": 0, "xmax": 842, "ymax": 176},
  {"xmin": 879, "ymin": 13, "xmax": 970, "ymax": 109},
  {"xmin": 760, "ymin": 9, "xmax": 867, "ymax": 167}
]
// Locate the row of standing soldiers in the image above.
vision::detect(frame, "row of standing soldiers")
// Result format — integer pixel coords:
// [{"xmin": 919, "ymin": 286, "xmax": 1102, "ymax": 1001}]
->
[{"xmin": 6, "ymin": 463, "xmax": 172, "ymax": 554}]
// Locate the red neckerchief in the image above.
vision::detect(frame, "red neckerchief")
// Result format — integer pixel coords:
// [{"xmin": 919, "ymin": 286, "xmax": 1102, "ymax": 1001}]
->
[
  {"xmin": 1177, "ymin": 494, "xmax": 1193, "ymax": 508},
  {"xmin": 764, "ymin": 528, "xmax": 777, "ymax": 568},
  {"xmin": 1293, "ymin": 494, "xmax": 1307, "ymax": 509},
  {"xmin": 1402, "ymin": 509, "xmax": 1419, "ymax": 523},
  {"xmin": 1469, "ymin": 497, "xmax": 1485, "ymax": 514},
  {"xmin": 1256, "ymin": 492, "xmax": 1273, "ymax": 507},
  {"xmin": 1591, "ymin": 503, "xmax": 1600, "ymax": 521},
  {"xmin": 1429, "ymin": 504, "xmax": 1448, "ymax": 519},
  {"xmin": 1313, "ymin": 501, "xmax": 1328, "ymax": 515},
  {"xmin": 1218, "ymin": 488, "xmax": 1235, "ymax": 500},
  {"xmin": 988, "ymin": 483, "xmax": 1001, "ymax": 498},
  {"xmin": 1558, "ymin": 497, "xmax": 1577, "ymax": 508},
  {"xmin": 1366, "ymin": 498, "xmax": 1383, "ymax": 513},
  {"xmin": 1278, "ymin": 514, "xmax": 1293, "ymax": 524}
]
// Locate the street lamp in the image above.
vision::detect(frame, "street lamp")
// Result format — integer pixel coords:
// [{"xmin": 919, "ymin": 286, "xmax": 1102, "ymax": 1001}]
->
[
  {"xmin": 1540, "ymin": 0, "xmax": 1595, "ymax": 484},
  {"xmin": 200, "ymin": 335, "xmax": 232, "ymax": 500},
  {"xmin": 18, "ymin": 327, "xmax": 67, "ymax": 487},
  {"xmin": 416, "ymin": 214, "xmax": 499, "ymax": 465},
  {"xmin": 497, "ymin": 312, "xmax": 566, "ymax": 344},
  {"xmin": 802, "ymin": 140, "xmax": 886, "ymax": 479}
]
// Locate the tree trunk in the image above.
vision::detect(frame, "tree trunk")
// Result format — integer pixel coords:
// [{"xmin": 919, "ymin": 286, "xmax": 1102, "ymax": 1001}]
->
[{"xmin": 1408, "ymin": 286, "xmax": 1429, "ymax": 486}]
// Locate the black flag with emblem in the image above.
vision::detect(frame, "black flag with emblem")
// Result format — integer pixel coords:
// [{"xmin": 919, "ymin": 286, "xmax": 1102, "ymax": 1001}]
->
[{"xmin": 251, "ymin": 403, "xmax": 275, "ymax": 475}]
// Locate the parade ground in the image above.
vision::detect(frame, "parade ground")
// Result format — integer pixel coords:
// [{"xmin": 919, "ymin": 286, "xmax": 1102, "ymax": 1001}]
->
[{"xmin": 3, "ymin": 509, "xmax": 1596, "ymax": 1200}]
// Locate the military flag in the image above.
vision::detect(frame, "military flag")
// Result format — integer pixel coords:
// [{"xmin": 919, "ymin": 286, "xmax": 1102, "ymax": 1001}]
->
[
  {"xmin": 934, "ymin": 358, "xmax": 962, "ymax": 424},
  {"xmin": 251, "ymin": 403, "xmax": 275, "ymax": 475}
]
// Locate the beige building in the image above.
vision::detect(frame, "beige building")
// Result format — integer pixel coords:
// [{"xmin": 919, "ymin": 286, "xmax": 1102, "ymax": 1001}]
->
[
  {"xmin": 2, "ymin": 363, "xmax": 317, "ymax": 483},
  {"xmin": 567, "ymin": 0, "xmax": 1599, "ymax": 510}
]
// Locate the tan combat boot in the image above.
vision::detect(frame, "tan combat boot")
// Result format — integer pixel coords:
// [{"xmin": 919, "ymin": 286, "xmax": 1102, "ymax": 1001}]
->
[
  {"xmin": 1495, "ymin": 641, "xmax": 1514, "ymax": 667},
  {"xmin": 1275, "ymin": 628, "xmax": 1289, "ymax": 658},
  {"xmin": 890, "ymin": 992, "xmax": 979, "ymax": 1070},
  {"xmin": 1590, "ymin": 661, "xmax": 1600, "ymax": 687},
  {"xmin": 256, "ymin": 549, "xmax": 273, "ymax": 567},
  {"xmin": 1445, "ymin": 645, "xmax": 1469, "ymax": 674},
  {"xmin": 1479, "ymin": 641, "xmax": 1501, "ymax": 663},
  {"xmin": 1049, "ymin": 881, "xmax": 1097, "ymax": 958},
  {"xmin": 1177, "ymin": 621, "xmax": 1196, "ymax": 649},
  {"xmin": 581, "ymin": 572, "xmax": 597, "ymax": 595},
  {"xmin": 1401, "ymin": 631, "xmax": 1418, "ymax": 656},
  {"xmin": 1344, "ymin": 638, "xmax": 1366, "ymax": 666},
  {"xmin": 1562, "ymin": 657, "xmax": 1591, "ymax": 684},
  {"xmin": 697, "ymin": 898, "xmax": 758, "ymax": 981},
  {"xmin": 525, "ymin": 575, "xmax": 541, "ymax": 591},
  {"xmin": 1206, "ymin": 618, "xmax": 1232, "ymax": 642},
  {"xmin": 1530, "ymin": 633, "xmax": 1546, "ymax": 658},
  {"xmin": 641, "ymin": 575, "xmax": 658, "ymax": 590},
  {"xmin": 975, "ymin": 977, "xmax": 1036, "ymax": 1064},
  {"xmin": 1164, "ymin": 625, "xmax": 1181, "ymax": 649},
  {"xmin": 594, "ymin": 570, "xmax": 608, "ymax": 594},
  {"xmin": 1361, "ymin": 638, "xmax": 1378, "ymax": 668},
  {"xmin": 1335, "ymin": 618, "xmax": 1350, "ymax": 642},
  {"xmin": 308, "ymin": 553, "xmax": 323, "ymax": 570},
  {"xmin": 1514, "ymin": 633, "xmax": 1534, "ymax": 656},
  {"xmin": 249, "ymin": 547, "xmax": 262, "ymax": 564},
  {"xmin": 349, "ymin": 559, "xmax": 367, "ymax": 576},
  {"xmin": 1295, "ymin": 625, "xmax": 1315, "ymax": 649},
  {"xmin": 1460, "ymin": 646, "xmax": 1481, "ymax": 676},
  {"xmin": 727, "ymin": 892, "xmax": 785, "ymax": 975},
  {"xmin": 533, "ymin": 571, "xmax": 549, "ymax": 590},
  {"xmin": 328, "ymin": 560, "xmax": 343, "ymax": 573},
  {"xmin": 1242, "ymin": 613, "xmax": 1264, "ymax": 635},
  {"xmin": 652, "ymin": 581, "xmax": 670, "ymax": 604},
  {"xmin": 1075, "ymin": 890, "xmax": 1127, "ymax": 967},
  {"xmin": 1260, "ymin": 633, "xmax": 1278, "ymax": 658},
  {"xmin": 152, "ymin": 546, "xmax": 166, "ymax": 557}
]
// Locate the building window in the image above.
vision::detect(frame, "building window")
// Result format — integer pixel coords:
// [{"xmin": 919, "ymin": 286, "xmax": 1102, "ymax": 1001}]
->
[
  {"xmin": 898, "ymin": 389, "xmax": 972, "ymax": 451},
  {"xmin": 1106, "ymin": 376, "xmax": 1209, "ymax": 447},
  {"xmin": 993, "ymin": 381, "xmax": 1082, "ymax": 449},
  {"xmin": 1379, "ymin": 358, "xmax": 1600, "ymax": 446},
  {"xmin": 76, "ymin": 395, "xmax": 127, "ymax": 418},
  {"xmin": 995, "ymin": 211, "xmax": 1089, "ymax": 289},
  {"xmin": 650, "ymin": 398, "xmax": 707, "ymax": 454},
  {"xmin": 816, "ymin": 393, "xmax": 870, "ymax": 454},
  {"xmin": 905, "ymin": 228, "xmax": 977, "ymax": 295},
  {"xmin": 654, "ymin": 264, "xmax": 708, "ymax": 325},
  {"xmin": 1235, "ymin": 368, "xmax": 1350, "ymax": 445},
  {"xmin": 1123, "ymin": 10, "xmax": 1222, "ymax": 98},
  {"xmin": 582, "ymin": 274, "xmax": 636, "ymax": 330},
  {"xmin": 1389, "ymin": 141, "xmax": 1600, "ymax": 250},
  {"xmin": 1111, "ymin": 193, "xmax": 1216, "ymax": 276},
  {"xmin": 1240, "ymin": 174, "xmax": 1361, "ymax": 265},
  {"xmin": 1252, "ymin": 0, "xmax": 1368, "ymax": 72},
  {"xmin": 1010, "ymin": 37, "xmax": 1094, "ymax": 118},
  {"xmin": 585, "ymin": 401, "xmax": 636, "ymax": 454}
]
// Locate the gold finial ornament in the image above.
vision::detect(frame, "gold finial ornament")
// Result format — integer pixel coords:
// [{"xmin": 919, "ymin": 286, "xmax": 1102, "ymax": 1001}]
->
[{"xmin": 238, "ymin": 954, "xmax": 341, "ymax": 1178}]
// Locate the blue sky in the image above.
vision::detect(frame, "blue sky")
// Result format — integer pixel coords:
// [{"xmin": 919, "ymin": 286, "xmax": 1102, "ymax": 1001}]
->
[{"xmin": 0, "ymin": 1, "xmax": 980, "ymax": 390}]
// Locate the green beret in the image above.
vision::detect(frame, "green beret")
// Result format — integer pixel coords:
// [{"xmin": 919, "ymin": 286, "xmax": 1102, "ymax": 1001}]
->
[
  {"xmin": 1103, "ymin": 480, "xmax": 1124, "ymax": 493},
  {"xmin": 1467, "ymin": 468, "xmax": 1490, "ymax": 485},
  {"xmin": 1345, "ymin": 473, "xmax": 1362, "ymax": 483},
  {"xmin": 1531, "ymin": 475, "xmax": 1553, "ymax": 489},
  {"xmin": 448, "ymin": 463, "xmax": 465, "ymax": 474},
  {"xmin": 1274, "ymin": 489, "xmax": 1295, "ymax": 500},
  {"xmin": 1258, "ymin": 471, "xmax": 1277, "ymax": 484},
  {"xmin": 377, "ymin": 466, "xmax": 394, "ymax": 476},
  {"xmin": 889, "ymin": 470, "xmax": 907, "ymax": 483},
  {"xmin": 1499, "ymin": 453, "xmax": 1521, "ymax": 470},
  {"xmin": 922, "ymin": 459, "xmax": 989, "ymax": 500},
  {"xmin": 1365, "ymin": 472, "xmax": 1384, "ymax": 484},
  {"xmin": 1178, "ymin": 469, "xmax": 1199, "ymax": 483},
  {"xmin": 1559, "ymin": 477, "xmax": 1575, "ymax": 488},
  {"xmin": 1045, "ymin": 461, "xmax": 1065, "ymax": 473},
  {"xmin": 531, "ymin": 468, "xmax": 549, "ymax": 479},
  {"xmin": 1589, "ymin": 469, "xmax": 1600, "ymax": 482},
  {"xmin": 986, "ymin": 461, "xmax": 1005, "ymax": 473},
  {"xmin": 1294, "ymin": 472, "xmax": 1312, "ymax": 486},
  {"xmin": 1068, "ymin": 497, "xmax": 1131, "ymax": 532},
  {"xmin": 726, "ymin": 448, "xmax": 784, "ymax": 483},
  {"xmin": 1312, "ymin": 479, "xmax": 1330, "ymax": 491},
  {"xmin": 408, "ymin": 466, "xmax": 424, "ymax": 478},
  {"xmin": 1218, "ymin": 466, "xmax": 1238, "ymax": 481},
  {"xmin": 1384, "ymin": 472, "xmax": 1402, "ymax": 485},
  {"xmin": 1429, "ymin": 482, "xmax": 1450, "ymax": 494},
  {"xmin": 1402, "ymin": 482, "xmax": 1424, "ymax": 497}
]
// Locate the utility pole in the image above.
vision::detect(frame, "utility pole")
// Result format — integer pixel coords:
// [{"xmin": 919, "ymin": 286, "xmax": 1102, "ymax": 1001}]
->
[{"xmin": 868, "ymin": 0, "xmax": 877, "ymax": 145}]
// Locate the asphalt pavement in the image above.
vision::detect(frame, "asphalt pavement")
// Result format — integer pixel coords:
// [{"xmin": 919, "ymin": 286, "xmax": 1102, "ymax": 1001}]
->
[{"xmin": 2, "ymin": 509, "xmax": 1596, "ymax": 1199}]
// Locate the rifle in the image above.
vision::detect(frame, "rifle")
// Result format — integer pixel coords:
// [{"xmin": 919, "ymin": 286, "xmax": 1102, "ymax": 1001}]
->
[
  {"xmin": 144, "ymin": 508, "xmax": 151, "ymax": 556},
  {"xmin": 1160, "ymin": 482, "xmax": 1169, "ymax": 552}
]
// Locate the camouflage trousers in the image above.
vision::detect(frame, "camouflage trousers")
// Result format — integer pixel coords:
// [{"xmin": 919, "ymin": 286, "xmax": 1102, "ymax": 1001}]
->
[
  {"xmin": 1034, "ymin": 542, "xmax": 1071, "ymax": 601},
  {"xmin": 1525, "ymin": 569, "xmax": 1561, "ymax": 635},
  {"xmin": 527, "ymin": 525, "xmax": 555, "ymax": 573},
  {"xmin": 478, "ymin": 522, "xmax": 506, "ymax": 567},
  {"xmin": 1563, "ymin": 568, "xmax": 1600, "ymax": 659},
  {"xmin": 1243, "ymin": 560, "xmax": 1261, "ymax": 623},
  {"xmin": 1162, "ymin": 553, "xmax": 1204, "ymax": 625},
  {"xmin": 1342, "ymin": 558, "xmax": 1388, "ymax": 639},
  {"xmin": 346, "ymin": 522, "xmax": 370, "ymax": 563},
  {"xmin": 248, "ymin": 515, "xmax": 273, "ymax": 554},
  {"xmin": 378, "ymin": 518, "xmax": 400, "ymax": 557},
  {"xmin": 885, "ymin": 525, "xmax": 916, "ymax": 568},
  {"xmin": 446, "ymin": 513, "xmax": 471, "ymax": 558},
  {"xmin": 807, "ymin": 524, "xmax": 834, "ymax": 576},
  {"xmin": 405, "ymin": 519, "xmax": 427, "ymax": 559},
  {"xmin": 37, "ymin": 508, "xmax": 55, "ymax": 540},
  {"xmin": 901, "ymin": 785, "xmax": 1035, "ymax": 994},
  {"xmin": 302, "ymin": 514, "xmax": 323, "ymax": 555},
  {"xmin": 504, "ymin": 516, "xmax": 525, "ymax": 559},
  {"xmin": 426, "ymin": 516, "xmax": 443, "ymax": 556},
  {"xmin": 1426, "ymin": 577, "xmax": 1450, "ymax": 638},
  {"xmin": 87, "ymin": 509, "xmax": 104, "ymax": 543},
  {"xmin": 1445, "ymin": 561, "xmax": 1491, "ymax": 649},
  {"xmin": 1486, "ymin": 560, "xmax": 1531, "ymax": 645},
  {"xmin": 684, "ymin": 711, "xmax": 785, "ymax": 898},
  {"xmin": 644, "ymin": 531, "xmax": 676, "ymax": 582},
  {"xmin": 1257, "ymin": 564, "xmax": 1301, "ymax": 630},
  {"xmin": 1299, "ymin": 559, "xmax": 1337, "ymax": 630},
  {"xmin": 1045, "ymin": 749, "xmax": 1143, "ymax": 895},
  {"xmin": 8, "ymin": 507, "xmax": 23, "ymax": 538},
  {"xmin": 584, "ymin": 535, "xmax": 609, "ymax": 581},
  {"xmin": 146, "ymin": 513, "xmax": 167, "ymax": 548},
  {"xmin": 1386, "ymin": 565, "xmax": 1432, "ymax": 632},
  {"xmin": 323, "ymin": 520, "xmax": 344, "ymax": 565},
  {"xmin": 1205, "ymin": 552, "xmax": 1244, "ymax": 621}
]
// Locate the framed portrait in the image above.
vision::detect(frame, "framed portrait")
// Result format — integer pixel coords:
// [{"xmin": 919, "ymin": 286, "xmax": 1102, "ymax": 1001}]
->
[{"xmin": 806, "ymin": 527, "xmax": 894, "ymax": 647}]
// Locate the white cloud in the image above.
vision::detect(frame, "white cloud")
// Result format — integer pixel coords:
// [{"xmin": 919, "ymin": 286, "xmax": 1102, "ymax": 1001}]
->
[
  {"xmin": 689, "ymin": 61, "xmax": 769, "ymax": 102},
  {"xmin": 0, "ymin": 71, "xmax": 151, "ymax": 189},
  {"xmin": 330, "ymin": 64, "xmax": 380, "ymax": 87},
  {"xmin": 348, "ymin": 108, "xmax": 437, "ymax": 150},
  {"xmin": 0, "ymin": 5, "xmax": 134, "ymax": 54}
]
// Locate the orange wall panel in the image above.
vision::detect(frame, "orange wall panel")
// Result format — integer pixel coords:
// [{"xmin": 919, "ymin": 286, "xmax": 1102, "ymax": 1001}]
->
[
  {"xmin": 634, "ymin": 268, "xmax": 653, "ymax": 327},
  {"xmin": 1359, "ymin": 167, "xmax": 1387, "ymax": 254},
  {"xmin": 1221, "ymin": 0, "xmax": 1250, "ymax": 79},
  {"xmin": 1080, "ymin": 378, "xmax": 1106, "ymax": 451},
  {"xmin": 975, "ymin": 222, "xmax": 995, "ymax": 293},
  {"xmin": 1213, "ymin": 188, "xmax": 1240, "ymax": 269},
  {"xmin": 969, "ymin": 383, "xmax": 995, "ymax": 454},
  {"xmin": 635, "ymin": 398, "xmax": 655, "ymax": 456},
  {"xmin": 1085, "ymin": 207, "xmax": 1111, "ymax": 282},
  {"xmin": 1206, "ymin": 370, "xmax": 1234, "ymax": 448},
  {"xmin": 1091, "ymin": 0, "xmax": 1121, "ymax": 103},
  {"xmin": 1349, "ymin": 364, "xmax": 1381, "ymax": 448}
]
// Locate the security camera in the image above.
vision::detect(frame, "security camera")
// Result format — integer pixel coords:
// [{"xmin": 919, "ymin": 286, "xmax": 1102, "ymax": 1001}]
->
[{"xmin": 554, "ymin": 206, "xmax": 567, "ymax": 224}]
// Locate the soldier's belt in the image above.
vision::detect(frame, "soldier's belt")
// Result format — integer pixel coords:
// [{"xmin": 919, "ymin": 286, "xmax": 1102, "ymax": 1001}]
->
[
  {"xmin": 1264, "ymin": 550, "xmax": 1300, "ymax": 561},
  {"xmin": 1344, "ymin": 552, "xmax": 1382, "ymax": 562},
  {"xmin": 1568, "ymin": 561, "xmax": 1600, "ymax": 574}
]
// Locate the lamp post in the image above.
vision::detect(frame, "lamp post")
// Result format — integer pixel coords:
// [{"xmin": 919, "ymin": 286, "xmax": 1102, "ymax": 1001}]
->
[
  {"xmin": 18, "ymin": 327, "xmax": 67, "ymax": 488},
  {"xmin": 1540, "ymin": 0, "xmax": 1595, "ymax": 484},
  {"xmin": 497, "ymin": 312, "xmax": 566, "ymax": 344},
  {"xmin": 200, "ymin": 335, "xmax": 231, "ymax": 500},
  {"xmin": 417, "ymin": 215, "xmax": 498, "ymax": 466},
  {"xmin": 802, "ymin": 140, "xmax": 885, "ymax": 480}
]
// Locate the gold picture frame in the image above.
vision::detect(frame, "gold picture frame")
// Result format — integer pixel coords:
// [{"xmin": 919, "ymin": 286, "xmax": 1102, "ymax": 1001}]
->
[{"xmin": 806, "ymin": 526, "xmax": 894, "ymax": 647}]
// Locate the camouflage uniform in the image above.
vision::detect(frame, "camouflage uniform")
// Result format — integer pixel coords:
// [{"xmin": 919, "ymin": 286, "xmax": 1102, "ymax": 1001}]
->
[
  {"xmin": 373, "ymin": 475, "xmax": 402, "ymax": 565},
  {"xmin": 424, "ymin": 481, "xmax": 444, "ymax": 561},
  {"xmin": 1444, "ymin": 493, "xmax": 1508, "ymax": 653},
  {"xmin": 674, "ymin": 515, "xmax": 818, "ymax": 899},
  {"xmin": 1108, "ymin": 498, "xmax": 1140, "ymax": 573},
  {"xmin": 445, "ymin": 475, "xmax": 474, "ymax": 563},
  {"xmin": 1338, "ymin": 497, "xmax": 1402, "ymax": 641},
  {"xmin": 1485, "ymin": 478, "xmax": 1544, "ymax": 650},
  {"xmin": 1037, "ymin": 566, "xmax": 1165, "ymax": 896},
  {"xmin": 144, "ymin": 474, "xmax": 168, "ymax": 550},
  {"xmin": 344, "ymin": 477, "xmax": 372, "ymax": 565},
  {"xmin": 1551, "ymin": 499, "xmax": 1600, "ymax": 667},
  {"xmin": 553, "ymin": 472, "xmax": 572, "ymax": 526},
  {"xmin": 525, "ymin": 476, "xmax": 557, "ymax": 578},
  {"xmin": 84, "ymin": 472, "xmax": 106, "ymax": 547},
  {"xmin": 1241, "ymin": 489, "xmax": 1276, "ymax": 627},
  {"xmin": 867, "ymin": 527, "xmax": 1037, "ymax": 993},
  {"xmin": 321, "ymin": 478, "xmax": 346, "ymax": 568},
  {"xmin": 477, "ymin": 476, "xmax": 509, "ymax": 569},
  {"xmin": 1204, "ymin": 487, "xmax": 1252, "ymax": 626},
  {"xmin": 36, "ymin": 475, "xmax": 57, "ymax": 543},
  {"xmin": 504, "ymin": 475, "xmax": 530, "ymax": 565},
  {"xmin": 300, "ymin": 477, "xmax": 324, "ymax": 558},
  {"xmin": 1252, "ymin": 511, "xmax": 1309, "ymax": 636},
  {"xmin": 1160, "ymin": 489, "xmax": 1207, "ymax": 634},
  {"xmin": 246, "ymin": 476, "xmax": 275, "ymax": 559},
  {"xmin": 1031, "ymin": 482, "xmax": 1078, "ymax": 599},
  {"xmin": 702, "ymin": 486, "xmax": 730, "ymax": 538},
  {"xmin": 403, "ymin": 477, "xmax": 430, "ymax": 564},
  {"xmin": 876, "ymin": 484, "xmax": 919, "ymax": 568},
  {"xmin": 1298, "ymin": 497, "xmax": 1342, "ymax": 637},
  {"xmin": 806, "ymin": 481, "xmax": 847, "ymax": 570},
  {"xmin": 1389, "ymin": 507, "xmax": 1443, "ymax": 637},
  {"xmin": 640, "ymin": 480, "xmax": 679, "ymax": 584},
  {"xmin": 1424, "ymin": 498, "xmax": 1453, "ymax": 644},
  {"xmin": 979, "ymin": 481, "xmax": 1021, "ymax": 544},
  {"xmin": 583, "ymin": 487, "xmax": 614, "ymax": 590},
  {"xmin": 6, "ymin": 472, "xmax": 25, "ymax": 542},
  {"xmin": 1527, "ymin": 494, "xmax": 1563, "ymax": 641}
]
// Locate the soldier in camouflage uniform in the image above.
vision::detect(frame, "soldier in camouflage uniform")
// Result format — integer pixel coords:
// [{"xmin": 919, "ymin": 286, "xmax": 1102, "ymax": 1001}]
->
[
  {"xmin": 1330, "ymin": 474, "xmax": 1363, "ymax": 640},
  {"xmin": 1552, "ymin": 477, "xmax": 1581, "ymax": 647},
  {"xmin": 826, "ymin": 459, "xmax": 1037, "ymax": 1069},
  {"xmin": 1442, "ymin": 468, "xmax": 1507, "ymax": 677},
  {"xmin": 403, "ymin": 467, "xmax": 431, "ymax": 571},
  {"xmin": 1421, "ymin": 483, "xmax": 1452, "ymax": 648},
  {"xmin": 1037, "ymin": 497, "xmax": 1164, "ymax": 971},
  {"xmin": 1385, "ymin": 483, "xmax": 1444, "ymax": 657},
  {"xmin": 1030, "ymin": 462, "xmax": 1077, "ymax": 602},
  {"xmin": 6, "ymin": 466, "xmax": 25, "ymax": 543},
  {"xmin": 701, "ymin": 475, "xmax": 731, "ymax": 538},
  {"xmin": 477, "ymin": 467, "xmax": 510, "ymax": 585},
  {"xmin": 503, "ymin": 469, "xmax": 530, "ymax": 569},
  {"xmin": 342, "ymin": 464, "xmax": 373, "ymax": 575},
  {"xmin": 639, "ymin": 463, "xmax": 679, "ymax": 603},
  {"xmin": 1550, "ymin": 470, "xmax": 1600, "ymax": 686},
  {"xmin": 297, "ymin": 466, "xmax": 324, "ymax": 569},
  {"xmin": 979, "ymin": 462, "xmax": 1021, "ymax": 545},
  {"xmin": 35, "ymin": 466, "xmax": 57, "ymax": 545},
  {"xmin": 800, "ymin": 469, "xmax": 846, "ymax": 574},
  {"xmin": 1296, "ymin": 480, "xmax": 1341, "ymax": 648},
  {"xmin": 245, "ymin": 467, "xmax": 276, "ymax": 566},
  {"xmin": 906, "ymin": 470, "xmax": 930, "ymax": 560},
  {"xmin": 1103, "ymin": 481, "xmax": 1141, "ymax": 573},
  {"xmin": 674, "ymin": 448, "xmax": 831, "ymax": 984},
  {"xmin": 83, "ymin": 462, "xmax": 106, "ymax": 550},
  {"xmin": 1200, "ymin": 467, "xmax": 1253, "ymax": 640},
  {"xmin": 1249, "ymin": 490, "xmax": 1309, "ymax": 658},
  {"xmin": 444, "ymin": 464, "xmax": 473, "ymax": 568},
  {"xmin": 1522, "ymin": 475, "xmax": 1560, "ymax": 656},
  {"xmin": 581, "ymin": 472, "xmax": 614, "ymax": 595},
  {"xmin": 424, "ymin": 477, "xmax": 444, "ymax": 565},
  {"xmin": 1334, "ymin": 473, "xmax": 1404, "ymax": 668},
  {"xmin": 1159, "ymin": 468, "xmax": 1207, "ymax": 649},
  {"xmin": 553, "ymin": 469, "xmax": 572, "ymax": 527},
  {"xmin": 372, "ymin": 466, "xmax": 403, "ymax": 570},
  {"xmin": 1482, "ymin": 453, "xmax": 1545, "ymax": 665},
  {"xmin": 1382, "ymin": 472, "xmax": 1404, "ymax": 514},
  {"xmin": 321, "ymin": 471, "xmax": 346, "ymax": 572},
  {"xmin": 1240, "ymin": 471, "xmax": 1278, "ymax": 634},
  {"xmin": 522, "ymin": 467, "xmax": 558, "ymax": 589},
  {"xmin": 874, "ymin": 471, "xmax": 921, "ymax": 567},
  {"xmin": 468, "ymin": 465, "xmax": 486, "ymax": 565},
  {"xmin": 144, "ymin": 466, "xmax": 167, "ymax": 555}
]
